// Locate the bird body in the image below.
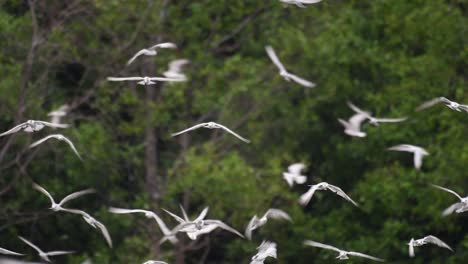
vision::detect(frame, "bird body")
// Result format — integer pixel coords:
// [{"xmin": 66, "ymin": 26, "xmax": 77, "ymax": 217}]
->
[
  {"xmin": 387, "ymin": 144, "xmax": 428, "ymax": 170},
  {"xmin": 408, "ymin": 235, "xmax": 453, "ymax": 257},
  {"xmin": 283, "ymin": 163, "xmax": 307, "ymax": 187},
  {"xmin": 171, "ymin": 121, "xmax": 250, "ymax": 143},
  {"xmin": 299, "ymin": 182, "xmax": 358, "ymax": 207},
  {"xmin": 338, "ymin": 113, "xmax": 368, "ymax": 138},
  {"xmin": 250, "ymin": 241, "xmax": 277, "ymax": 264},
  {"xmin": 432, "ymin": 184, "xmax": 468, "ymax": 215}
]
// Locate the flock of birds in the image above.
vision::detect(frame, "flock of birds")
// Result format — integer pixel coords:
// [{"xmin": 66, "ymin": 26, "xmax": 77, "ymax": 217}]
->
[{"xmin": 1, "ymin": 0, "xmax": 467, "ymax": 263}]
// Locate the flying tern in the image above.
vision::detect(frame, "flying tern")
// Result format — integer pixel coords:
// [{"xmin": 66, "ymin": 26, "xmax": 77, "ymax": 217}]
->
[
  {"xmin": 250, "ymin": 241, "xmax": 277, "ymax": 264},
  {"xmin": 33, "ymin": 183, "xmax": 95, "ymax": 212},
  {"xmin": 18, "ymin": 236, "xmax": 74, "ymax": 263},
  {"xmin": 304, "ymin": 240, "xmax": 384, "ymax": 262},
  {"xmin": 387, "ymin": 144, "xmax": 429, "ymax": 170},
  {"xmin": 29, "ymin": 134, "xmax": 82, "ymax": 160},
  {"xmin": 107, "ymin": 76, "xmax": 185, "ymax": 86},
  {"xmin": 347, "ymin": 101, "xmax": 407, "ymax": 126},
  {"xmin": 163, "ymin": 59, "xmax": 189, "ymax": 80},
  {"xmin": 416, "ymin": 97, "xmax": 468, "ymax": 113},
  {"xmin": 282, "ymin": 163, "xmax": 307, "ymax": 187},
  {"xmin": 171, "ymin": 121, "xmax": 250, "ymax": 143},
  {"xmin": 432, "ymin": 184, "xmax": 468, "ymax": 216},
  {"xmin": 299, "ymin": 182, "xmax": 358, "ymax": 207},
  {"xmin": 408, "ymin": 235, "xmax": 453, "ymax": 257},
  {"xmin": 47, "ymin": 105, "xmax": 70, "ymax": 126},
  {"xmin": 245, "ymin": 209, "xmax": 291, "ymax": 240},
  {"xmin": 0, "ymin": 120, "xmax": 69, "ymax": 137},
  {"xmin": 280, "ymin": 0, "xmax": 322, "ymax": 8}
]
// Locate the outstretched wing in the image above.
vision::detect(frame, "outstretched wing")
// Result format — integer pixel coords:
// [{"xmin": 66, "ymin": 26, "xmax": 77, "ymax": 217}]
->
[
  {"xmin": 286, "ymin": 73, "xmax": 316, "ymax": 88},
  {"xmin": 0, "ymin": 246, "xmax": 24, "ymax": 256},
  {"xmin": 126, "ymin": 50, "xmax": 148, "ymax": 65},
  {"xmin": 171, "ymin": 123, "xmax": 207, "ymax": 137},
  {"xmin": 59, "ymin": 189, "xmax": 95, "ymax": 206},
  {"xmin": 415, "ymin": 97, "xmax": 446, "ymax": 111},
  {"xmin": 18, "ymin": 236, "xmax": 42, "ymax": 254},
  {"xmin": 194, "ymin": 207, "xmax": 210, "ymax": 222},
  {"xmin": 347, "ymin": 101, "xmax": 370, "ymax": 116},
  {"xmin": 303, "ymin": 240, "xmax": 341, "ymax": 253},
  {"xmin": 36, "ymin": 120, "xmax": 69, "ymax": 129},
  {"xmin": 61, "ymin": 135, "xmax": 83, "ymax": 160},
  {"xmin": 149, "ymin": 42, "xmax": 177, "ymax": 50},
  {"xmin": 215, "ymin": 123, "xmax": 251, "ymax": 143},
  {"xmin": 374, "ymin": 117, "xmax": 408, "ymax": 123},
  {"xmin": 245, "ymin": 215, "xmax": 257, "ymax": 240},
  {"xmin": 108, "ymin": 207, "xmax": 150, "ymax": 215},
  {"xmin": 424, "ymin": 236, "xmax": 453, "ymax": 251},
  {"xmin": 442, "ymin": 202, "xmax": 464, "ymax": 216},
  {"xmin": 205, "ymin": 220, "xmax": 244, "ymax": 238},
  {"xmin": 264, "ymin": 209, "xmax": 292, "ymax": 222},
  {"xmin": 265, "ymin": 46, "xmax": 286, "ymax": 73},
  {"xmin": 347, "ymin": 251, "xmax": 384, "ymax": 262},
  {"xmin": 46, "ymin": 251, "xmax": 75, "ymax": 256},
  {"xmin": 107, "ymin": 77, "xmax": 144, "ymax": 82},
  {"xmin": 94, "ymin": 220, "xmax": 113, "ymax": 248},
  {"xmin": 162, "ymin": 209, "xmax": 186, "ymax": 224},
  {"xmin": 32, "ymin": 183, "xmax": 56, "ymax": 206},
  {"xmin": 431, "ymin": 184, "xmax": 463, "ymax": 201},
  {"xmin": 29, "ymin": 135, "xmax": 56, "ymax": 149},
  {"xmin": 299, "ymin": 185, "xmax": 319, "ymax": 206},
  {"xmin": 288, "ymin": 163, "xmax": 306, "ymax": 174},
  {"xmin": 327, "ymin": 184, "xmax": 359, "ymax": 206},
  {"xmin": 0, "ymin": 122, "xmax": 27, "ymax": 137}
]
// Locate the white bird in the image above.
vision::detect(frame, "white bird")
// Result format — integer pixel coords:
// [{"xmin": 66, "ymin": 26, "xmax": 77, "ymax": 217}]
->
[
  {"xmin": 164, "ymin": 207, "xmax": 244, "ymax": 240},
  {"xmin": 250, "ymin": 241, "xmax": 277, "ymax": 264},
  {"xmin": 408, "ymin": 235, "xmax": 453, "ymax": 257},
  {"xmin": 304, "ymin": 240, "xmax": 384, "ymax": 262},
  {"xmin": 18, "ymin": 236, "xmax": 74, "ymax": 263},
  {"xmin": 245, "ymin": 209, "xmax": 291, "ymax": 240},
  {"xmin": 107, "ymin": 76, "xmax": 185, "ymax": 86},
  {"xmin": 126, "ymin": 42, "xmax": 177, "ymax": 65},
  {"xmin": 33, "ymin": 183, "xmax": 95, "ymax": 212},
  {"xmin": 47, "ymin": 104, "xmax": 70, "ymax": 127},
  {"xmin": 0, "ymin": 259, "xmax": 42, "ymax": 264},
  {"xmin": 416, "ymin": 97, "xmax": 468, "ymax": 113},
  {"xmin": 0, "ymin": 120, "xmax": 69, "ymax": 137},
  {"xmin": 29, "ymin": 134, "xmax": 82, "ymax": 160},
  {"xmin": 265, "ymin": 46, "xmax": 315, "ymax": 88},
  {"xmin": 280, "ymin": 0, "xmax": 322, "ymax": 8},
  {"xmin": 338, "ymin": 113, "xmax": 368, "ymax": 138},
  {"xmin": 142, "ymin": 261, "xmax": 168, "ymax": 264},
  {"xmin": 60, "ymin": 208, "xmax": 113, "ymax": 248},
  {"xmin": 347, "ymin": 101, "xmax": 408, "ymax": 126},
  {"xmin": 163, "ymin": 59, "xmax": 189, "ymax": 80},
  {"xmin": 299, "ymin": 182, "xmax": 358, "ymax": 207},
  {"xmin": 432, "ymin": 184, "xmax": 468, "ymax": 216},
  {"xmin": 282, "ymin": 163, "xmax": 307, "ymax": 187},
  {"xmin": 387, "ymin": 144, "xmax": 429, "ymax": 170},
  {"xmin": 108, "ymin": 207, "xmax": 178, "ymax": 244},
  {"xmin": 171, "ymin": 121, "xmax": 250, "ymax": 143},
  {"xmin": 0, "ymin": 247, "xmax": 24, "ymax": 256}
]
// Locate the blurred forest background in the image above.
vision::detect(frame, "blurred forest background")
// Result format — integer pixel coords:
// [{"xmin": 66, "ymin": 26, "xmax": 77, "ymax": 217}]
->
[{"xmin": 0, "ymin": 0, "xmax": 467, "ymax": 263}]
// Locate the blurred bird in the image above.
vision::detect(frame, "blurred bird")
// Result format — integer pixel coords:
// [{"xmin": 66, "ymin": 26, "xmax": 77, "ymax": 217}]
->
[
  {"xmin": 0, "ymin": 120, "xmax": 69, "ymax": 137},
  {"xmin": 33, "ymin": 183, "xmax": 95, "ymax": 212},
  {"xmin": 408, "ymin": 235, "xmax": 453, "ymax": 257},
  {"xmin": 126, "ymin": 42, "xmax": 177, "ymax": 65},
  {"xmin": 347, "ymin": 101, "xmax": 407, "ymax": 126},
  {"xmin": 416, "ymin": 97, "xmax": 468, "ymax": 113},
  {"xmin": 18, "ymin": 236, "xmax": 74, "ymax": 263},
  {"xmin": 299, "ymin": 182, "xmax": 358, "ymax": 207},
  {"xmin": 61, "ymin": 208, "xmax": 113, "ymax": 248},
  {"xmin": 47, "ymin": 104, "xmax": 69, "ymax": 127},
  {"xmin": 171, "ymin": 121, "xmax": 250, "ymax": 143},
  {"xmin": 280, "ymin": 0, "xmax": 322, "ymax": 8},
  {"xmin": 250, "ymin": 241, "xmax": 277, "ymax": 264},
  {"xmin": 163, "ymin": 59, "xmax": 189, "ymax": 80},
  {"xmin": 304, "ymin": 240, "xmax": 384, "ymax": 262},
  {"xmin": 282, "ymin": 163, "xmax": 307, "ymax": 187},
  {"xmin": 245, "ymin": 209, "xmax": 291, "ymax": 240},
  {"xmin": 431, "ymin": 184, "xmax": 468, "ymax": 216},
  {"xmin": 107, "ymin": 76, "xmax": 185, "ymax": 86},
  {"xmin": 387, "ymin": 144, "xmax": 429, "ymax": 170},
  {"xmin": 0, "ymin": 247, "xmax": 24, "ymax": 256},
  {"xmin": 265, "ymin": 46, "xmax": 315, "ymax": 88},
  {"xmin": 142, "ymin": 261, "xmax": 168, "ymax": 264},
  {"xmin": 108, "ymin": 207, "xmax": 178, "ymax": 244},
  {"xmin": 29, "ymin": 134, "xmax": 82, "ymax": 160},
  {"xmin": 338, "ymin": 113, "xmax": 368, "ymax": 138}
]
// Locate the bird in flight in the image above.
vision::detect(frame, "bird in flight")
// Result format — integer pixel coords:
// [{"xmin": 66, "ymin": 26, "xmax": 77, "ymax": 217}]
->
[
  {"xmin": 299, "ymin": 182, "xmax": 358, "ymax": 207},
  {"xmin": 142, "ymin": 261, "xmax": 168, "ymax": 264},
  {"xmin": 108, "ymin": 207, "xmax": 178, "ymax": 244},
  {"xmin": 250, "ymin": 241, "xmax": 277, "ymax": 264},
  {"xmin": 171, "ymin": 121, "xmax": 250, "ymax": 143},
  {"xmin": 347, "ymin": 101, "xmax": 407, "ymax": 126},
  {"xmin": 279, "ymin": 0, "xmax": 323, "ymax": 8},
  {"xmin": 107, "ymin": 76, "xmax": 185, "ymax": 86},
  {"xmin": 432, "ymin": 184, "xmax": 468, "ymax": 216},
  {"xmin": 338, "ymin": 112, "xmax": 368, "ymax": 138},
  {"xmin": 304, "ymin": 240, "xmax": 384, "ymax": 262},
  {"xmin": 387, "ymin": 144, "xmax": 429, "ymax": 170},
  {"xmin": 0, "ymin": 120, "xmax": 69, "ymax": 137},
  {"xmin": 18, "ymin": 236, "xmax": 74, "ymax": 263},
  {"xmin": 416, "ymin": 97, "xmax": 468, "ymax": 113},
  {"xmin": 283, "ymin": 163, "xmax": 307, "ymax": 187},
  {"xmin": 29, "ymin": 134, "xmax": 82, "ymax": 160},
  {"xmin": 245, "ymin": 209, "xmax": 291, "ymax": 240},
  {"xmin": 408, "ymin": 235, "xmax": 453, "ymax": 257},
  {"xmin": 163, "ymin": 59, "xmax": 189, "ymax": 81},
  {"xmin": 265, "ymin": 45, "xmax": 315, "ymax": 88},
  {"xmin": 126, "ymin": 42, "xmax": 177, "ymax": 65},
  {"xmin": 33, "ymin": 183, "xmax": 95, "ymax": 212},
  {"xmin": 47, "ymin": 104, "xmax": 70, "ymax": 127}
]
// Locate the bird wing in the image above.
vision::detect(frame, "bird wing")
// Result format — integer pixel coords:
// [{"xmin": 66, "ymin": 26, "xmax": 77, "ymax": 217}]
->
[
  {"xmin": 60, "ymin": 207, "xmax": 91, "ymax": 218},
  {"xmin": 29, "ymin": 135, "xmax": 55, "ymax": 149},
  {"xmin": 0, "ymin": 247, "xmax": 24, "ymax": 256},
  {"xmin": 149, "ymin": 42, "xmax": 177, "ymax": 50},
  {"xmin": 431, "ymin": 184, "xmax": 463, "ymax": 200},
  {"xmin": 32, "ymin": 183, "xmax": 56, "ymax": 206},
  {"xmin": 459, "ymin": 104, "xmax": 468, "ymax": 112},
  {"xmin": 264, "ymin": 209, "xmax": 292, "ymax": 221},
  {"xmin": 215, "ymin": 123, "xmax": 251, "ymax": 143},
  {"xmin": 45, "ymin": 251, "xmax": 75, "ymax": 256},
  {"xmin": 373, "ymin": 117, "xmax": 408, "ymax": 123},
  {"xmin": 148, "ymin": 77, "xmax": 186, "ymax": 82},
  {"xmin": 416, "ymin": 97, "xmax": 445, "ymax": 111},
  {"xmin": 162, "ymin": 209, "xmax": 186, "ymax": 224},
  {"xmin": 108, "ymin": 207, "xmax": 148, "ymax": 214},
  {"xmin": 60, "ymin": 135, "xmax": 83, "ymax": 160},
  {"xmin": 409, "ymin": 239, "xmax": 415, "ymax": 257},
  {"xmin": 107, "ymin": 77, "xmax": 144, "ymax": 82},
  {"xmin": 413, "ymin": 151, "xmax": 425, "ymax": 170},
  {"xmin": 347, "ymin": 101, "xmax": 371, "ymax": 116},
  {"xmin": 18, "ymin": 236, "xmax": 42, "ymax": 254},
  {"xmin": 0, "ymin": 123, "xmax": 27, "ymax": 137},
  {"xmin": 205, "ymin": 220, "xmax": 244, "ymax": 238},
  {"xmin": 285, "ymin": 73, "xmax": 316, "ymax": 88},
  {"xmin": 387, "ymin": 144, "xmax": 414, "ymax": 153},
  {"xmin": 126, "ymin": 50, "xmax": 147, "ymax": 65},
  {"xmin": 59, "ymin": 189, "xmax": 95, "ymax": 206},
  {"xmin": 36, "ymin": 121, "xmax": 69, "ymax": 129},
  {"xmin": 178, "ymin": 204, "xmax": 190, "ymax": 221},
  {"xmin": 171, "ymin": 123, "xmax": 207, "ymax": 137},
  {"xmin": 327, "ymin": 184, "xmax": 359, "ymax": 206},
  {"xmin": 194, "ymin": 207, "xmax": 210, "ymax": 222},
  {"xmin": 245, "ymin": 216, "xmax": 257, "ymax": 240},
  {"xmin": 143, "ymin": 261, "xmax": 168, "ymax": 264},
  {"xmin": 301, "ymin": 0, "xmax": 323, "ymax": 3},
  {"xmin": 442, "ymin": 202, "xmax": 464, "ymax": 216},
  {"xmin": 347, "ymin": 251, "xmax": 384, "ymax": 262},
  {"xmin": 288, "ymin": 163, "xmax": 306, "ymax": 174},
  {"xmin": 282, "ymin": 172, "xmax": 294, "ymax": 187},
  {"xmin": 299, "ymin": 185, "xmax": 319, "ymax": 206},
  {"xmin": 347, "ymin": 113, "xmax": 368, "ymax": 130},
  {"xmin": 94, "ymin": 220, "xmax": 113, "ymax": 248},
  {"xmin": 265, "ymin": 46, "xmax": 287, "ymax": 73},
  {"xmin": 424, "ymin": 236, "xmax": 453, "ymax": 251},
  {"xmin": 167, "ymin": 59, "xmax": 189, "ymax": 72},
  {"xmin": 303, "ymin": 240, "xmax": 341, "ymax": 253}
]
